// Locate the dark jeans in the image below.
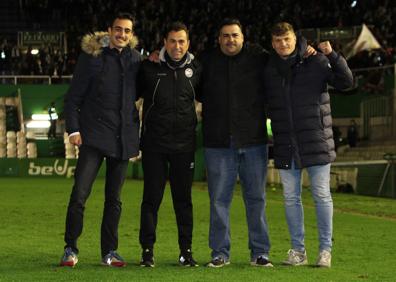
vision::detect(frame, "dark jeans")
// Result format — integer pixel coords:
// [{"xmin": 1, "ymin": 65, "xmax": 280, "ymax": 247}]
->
[
  {"xmin": 64, "ymin": 145, "xmax": 128, "ymax": 257},
  {"xmin": 139, "ymin": 150, "xmax": 194, "ymax": 251}
]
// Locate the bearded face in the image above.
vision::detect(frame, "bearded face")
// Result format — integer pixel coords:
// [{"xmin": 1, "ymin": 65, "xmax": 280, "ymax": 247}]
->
[{"xmin": 218, "ymin": 24, "xmax": 244, "ymax": 56}]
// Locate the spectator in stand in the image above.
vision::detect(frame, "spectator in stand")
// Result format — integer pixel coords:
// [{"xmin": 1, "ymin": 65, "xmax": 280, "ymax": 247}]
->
[{"xmin": 347, "ymin": 119, "xmax": 358, "ymax": 147}]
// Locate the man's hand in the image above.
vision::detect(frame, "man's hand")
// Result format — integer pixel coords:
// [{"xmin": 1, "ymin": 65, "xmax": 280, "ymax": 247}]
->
[
  {"xmin": 318, "ymin": 41, "xmax": 333, "ymax": 55},
  {"xmin": 303, "ymin": 45, "xmax": 317, "ymax": 58},
  {"xmin": 148, "ymin": 50, "xmax": 160, "ymax": 63},
  {"xmin": 195, "ymin": 101, "xmax": 202, "ymax": 122},
  {"xmin": 130, "ymin": 150, "xmax": 142, "ymax": 162},
  {"xmin": 69, "ymin": 134, "xmax": 82, "ymax": 146}
]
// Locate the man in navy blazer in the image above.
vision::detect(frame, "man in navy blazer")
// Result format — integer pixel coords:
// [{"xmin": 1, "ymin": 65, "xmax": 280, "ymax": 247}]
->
[{"xmin": 60, "ymin": 12, "xmax": 141, "ymax": 267}]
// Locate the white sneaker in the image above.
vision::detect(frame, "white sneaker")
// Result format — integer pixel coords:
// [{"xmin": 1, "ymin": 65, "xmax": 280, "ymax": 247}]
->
[
  {"xmin": 60, "ymin": 247, "xmax": 78, "ymax": 267},
  {"xmin": 282, "ymin": 249, "xmax": 308, "ymax": 266},
  {"xmin": 316, "ymin": 250, "xmax": 331, "ymax": 268}
]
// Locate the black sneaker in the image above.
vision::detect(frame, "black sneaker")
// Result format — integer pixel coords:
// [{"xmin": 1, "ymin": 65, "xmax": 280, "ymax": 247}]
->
[
  {"xmin": 250, "ymin": 255, "xmax": 273, "ymax": 267},
  {"xmin": 179, "ymin": 249, "xmax": 198, "ymax": 267},
  {"xmin": 140, "ymin": 248, "xmax": 154, "ymax": 267},
  {"xmin": 206, "ymin": 257, "xmax": 230, "ymax": 268}
]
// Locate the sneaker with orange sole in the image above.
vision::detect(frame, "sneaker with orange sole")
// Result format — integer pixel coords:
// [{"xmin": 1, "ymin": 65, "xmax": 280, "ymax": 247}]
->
[
  {"xmin": 60, "ymin": 247, "xmax": 78, "ymax": 267},
  {"xmin": 102, "ymin": 251, "xmax": 127, "ymax": 267}
]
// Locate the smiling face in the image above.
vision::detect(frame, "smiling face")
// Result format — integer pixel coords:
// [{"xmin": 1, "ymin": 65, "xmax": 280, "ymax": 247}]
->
[
  {"xmin": 108, "ymin": 18, "xmax": 133, "ymax": 51},
  {"xmin": 164, "ymin": 30, "xmax": 190, "ymax": 61},
  {"xmin": 218, "ymin": 24, "xmax": 244, "ymax": 56},
  {"xmin": 271, "ymin": 31, "xmax": 297, "ymax": 58}
]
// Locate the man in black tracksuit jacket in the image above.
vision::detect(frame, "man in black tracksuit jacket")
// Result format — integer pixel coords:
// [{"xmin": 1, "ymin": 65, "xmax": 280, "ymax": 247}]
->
[{"xmin": 137, "ymin": 22, "xmax": 201, "ymax": 267}]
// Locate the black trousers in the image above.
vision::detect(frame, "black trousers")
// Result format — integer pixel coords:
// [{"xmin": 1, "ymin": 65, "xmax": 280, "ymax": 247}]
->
[
  {"xmin": 139, "ymin": 150, "xmax": 195, "ymax": 251},
  {"xmin": 64, "ymin": 145, "xmax": 128, "ymax": 257}
]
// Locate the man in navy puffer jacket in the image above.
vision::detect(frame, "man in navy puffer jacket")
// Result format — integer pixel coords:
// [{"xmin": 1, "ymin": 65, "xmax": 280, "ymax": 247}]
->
[{"xmin": 264, "ymin": 22, "xmax": 353, "ymax": 268}]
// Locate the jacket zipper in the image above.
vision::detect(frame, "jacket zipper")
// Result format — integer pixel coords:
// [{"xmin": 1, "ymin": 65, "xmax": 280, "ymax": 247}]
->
[
  {"xmin": 284, "ymin": 71, "xmax": 300, "ymax": 167},
  {"xmin": 143, "ymin": 78, "xmax": 161, "ymax": 134},
  {"xmin": 189, "ymin": 79, "xmax": 196, "ymax": 111},
  {"xmin": 172, "ymin": 71, "xmax": 177, "ymax": 140}
]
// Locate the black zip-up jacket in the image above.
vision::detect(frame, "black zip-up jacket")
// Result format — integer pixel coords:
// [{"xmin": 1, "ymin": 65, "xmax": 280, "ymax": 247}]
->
[
  {"xmin": 196, "ymin": 47, "xmax": 268, "ymax": 148},
  {"xmin": 264, "ymin": 38, "xmax": 354, "ymax": 169},
  {"xmin": 64, "ymin": 32, "xmax": 141, "ymax": 160},
  {"xmin": 138, "ymin": 49, "xmax": 202, "ymax": 153}
]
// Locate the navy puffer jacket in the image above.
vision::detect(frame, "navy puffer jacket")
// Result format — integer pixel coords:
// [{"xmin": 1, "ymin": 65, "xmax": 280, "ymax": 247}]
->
[{"xmin": 264, "ymin": 38, "xmax": 353, "ymax": 169}]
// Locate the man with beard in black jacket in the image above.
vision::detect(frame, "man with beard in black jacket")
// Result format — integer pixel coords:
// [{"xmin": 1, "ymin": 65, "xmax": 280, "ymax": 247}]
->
[
  {"xmin": 137, "ymin": 22, "xmax": 201, "ymax": 267},
  {"xmin": 264, "ymin": 22, "xmax": 353, "ymax": 268},
  {"xmin": 196, "ymin": 18, "xmax": 272, "ymax": 268},
  {"xmin": 61, "ymin": 12, "xmax": 141, "ymax": 268}
]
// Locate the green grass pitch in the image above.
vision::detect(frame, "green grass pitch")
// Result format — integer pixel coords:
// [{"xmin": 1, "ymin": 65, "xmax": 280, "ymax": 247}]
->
[{"xmin": 0, "ymin": 177, "xmax": 395, "ymax": 281}]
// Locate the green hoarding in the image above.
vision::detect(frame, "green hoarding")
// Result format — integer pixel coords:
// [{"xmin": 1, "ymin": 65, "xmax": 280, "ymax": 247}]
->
[
  {"xmin": 0, "ymin": 158, "xmax": 132, "ymax": 178},
  {"xmin": 0, "ymin": 154, "xmax": 206, "ymax": 181}
]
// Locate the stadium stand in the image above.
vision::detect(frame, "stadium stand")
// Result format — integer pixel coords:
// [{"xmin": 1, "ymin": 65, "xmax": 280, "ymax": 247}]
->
[{"xmin": 0, "ymin": 0, "xmax": 395, "ymax": 76}]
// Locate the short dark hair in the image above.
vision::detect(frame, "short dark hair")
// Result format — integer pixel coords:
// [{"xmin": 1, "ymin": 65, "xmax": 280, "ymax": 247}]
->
[
  {"xmin": 164, "ymin": 22, "xmax": 189, "ymax": 40},
  {"xmin": 218, "ymin": 18, "xmax": 243, "ymax": 34},
  {"xmin": 109, "ymin": 12, "xmax": 135, "ymax": 28},
  {"xmin": 271, "ymin": 22, "xmax": 295, "ymax": 37}
]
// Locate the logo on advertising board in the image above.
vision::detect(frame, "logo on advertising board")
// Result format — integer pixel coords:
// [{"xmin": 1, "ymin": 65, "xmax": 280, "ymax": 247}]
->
[{"xmin": 28, "ymin": 159, "xmax": 75, "ymax": 178}]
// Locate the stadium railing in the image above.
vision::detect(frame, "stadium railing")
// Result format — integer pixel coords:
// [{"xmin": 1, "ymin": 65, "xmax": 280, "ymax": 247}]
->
[{"xmin": 0, "ymin": 75, "xmax": 73, "ymax": 85}]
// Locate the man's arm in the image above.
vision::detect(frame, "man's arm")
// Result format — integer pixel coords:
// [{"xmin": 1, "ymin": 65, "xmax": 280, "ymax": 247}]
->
[
  {"xmin": 319, "ymin": 41, "xmax": 354, "ymax": 90},
  {"xmin": 136, "ymin": 60, "xmax": 146, "ymax": 100},
  {"xmin": 193, "ymin": 53, "xmax": 207, "ymax": 103},
  {"xmin": 304, "ymin": 45, "xmax": 317, "ymax": 58},
  {"xmin": 64, "ymin": 52, "xmax": 93, "ymax": 145}
]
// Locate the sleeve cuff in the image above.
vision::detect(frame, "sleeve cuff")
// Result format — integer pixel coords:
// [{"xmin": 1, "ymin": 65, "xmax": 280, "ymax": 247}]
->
[
  {"xmin": 68, "ymin": 132, "xmax": 80, "ymax": 137},
  {"xmin": 327, "ymin": 51, "xmax": 338, "ymax": 61}
]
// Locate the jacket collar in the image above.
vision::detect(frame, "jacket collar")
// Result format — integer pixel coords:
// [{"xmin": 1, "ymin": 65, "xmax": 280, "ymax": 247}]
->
[
  {"xmin": 158, "ymin": 47, "xmax": 194, "ymax": 69},
  {"xmin": 81, "ymin": 31, "xmax": 138, "ymax": 57}
]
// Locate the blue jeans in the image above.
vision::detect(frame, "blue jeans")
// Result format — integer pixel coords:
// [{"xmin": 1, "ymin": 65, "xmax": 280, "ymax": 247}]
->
[
  {"xmin": 204, "ymin": 144, "xmax": 270, "ymax": 260},
  {"xmin": 279, "ymin": 162, "xmax": 333, "ymax": 252}
]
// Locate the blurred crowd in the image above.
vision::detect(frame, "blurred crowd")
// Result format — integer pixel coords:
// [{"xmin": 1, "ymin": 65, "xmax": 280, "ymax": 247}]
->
[
  {"xmin": 0, "ymin": 38, "xmax": 78, "ymax": 76},
  {"xmin": 0, "ymin": 0, "xmax": 395, "ymax": 76}
]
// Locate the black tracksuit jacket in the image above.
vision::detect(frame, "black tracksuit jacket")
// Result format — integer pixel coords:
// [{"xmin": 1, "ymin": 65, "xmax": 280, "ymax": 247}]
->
[{"xmin": 138, "ymin": 53, "xmax": 201, "ymax": 153}]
